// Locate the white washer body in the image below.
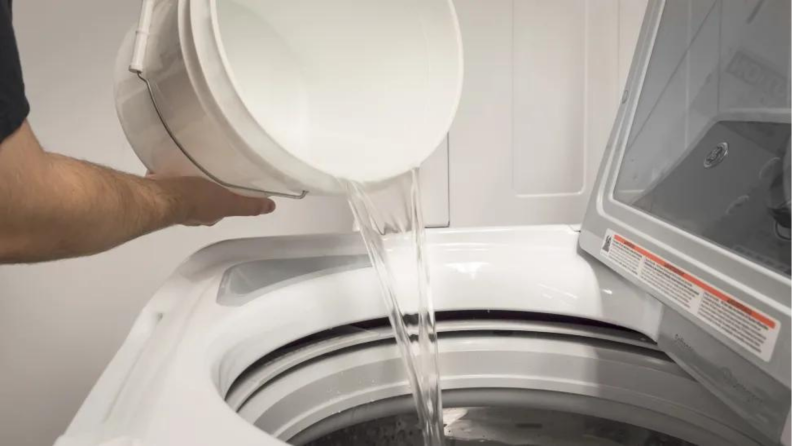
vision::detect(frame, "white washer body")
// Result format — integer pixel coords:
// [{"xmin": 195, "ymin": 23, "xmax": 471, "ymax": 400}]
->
[{"xmin": 55, "ymin": 226, "xmax": 765, "ymax": 446}]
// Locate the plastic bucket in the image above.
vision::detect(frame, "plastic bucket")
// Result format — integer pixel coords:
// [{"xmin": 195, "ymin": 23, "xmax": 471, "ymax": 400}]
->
[{"xmin": 114, "ymin": 0, "xmax": 463, "ymax": 196}]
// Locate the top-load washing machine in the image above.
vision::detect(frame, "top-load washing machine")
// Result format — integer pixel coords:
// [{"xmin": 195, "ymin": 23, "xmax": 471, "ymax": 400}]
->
[{"xmin": 56, "ymin": 0, "xmax": 790, "ymax": 445}]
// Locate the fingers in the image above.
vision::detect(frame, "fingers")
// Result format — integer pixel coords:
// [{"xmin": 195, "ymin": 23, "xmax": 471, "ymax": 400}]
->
[
  {"xmin": 230, "ymin": 196, "xmax": 277, "ymax": 217},
  {"xmin": 160, "ymin": 176, "xmax": 278, "ymax": 225}
]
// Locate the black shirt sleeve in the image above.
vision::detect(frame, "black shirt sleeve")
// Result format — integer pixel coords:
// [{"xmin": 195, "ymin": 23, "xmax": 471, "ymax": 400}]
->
[{"xmin": 0, "ymin": 0, "xmax": 29, "ymax": 143}]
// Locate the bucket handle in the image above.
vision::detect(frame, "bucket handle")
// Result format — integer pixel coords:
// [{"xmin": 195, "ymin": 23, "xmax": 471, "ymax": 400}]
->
[
  {"xmin": 128, "ymin": 0, "xmax": 308, "ymax": 199},
  {"xmin": 136, "ymin": 73, "xmax": 309, "ymax": 199},
  {"xmin": 129, "ymin": 0, "xmax": 156, "ymax": 74}
]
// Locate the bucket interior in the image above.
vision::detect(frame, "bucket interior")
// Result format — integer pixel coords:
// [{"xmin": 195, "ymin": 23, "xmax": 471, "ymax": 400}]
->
[{"xmin": 213, "ymin": 0, "xmax": 462, "ymax": 182}]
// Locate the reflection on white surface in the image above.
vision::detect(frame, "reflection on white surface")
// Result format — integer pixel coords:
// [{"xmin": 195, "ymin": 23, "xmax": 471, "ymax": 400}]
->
[
  {"xmin": 445, "ymin": 262, "xmax": 488, "ymax": 279},
  {"xmin": 539, "ymin": 284, "xmax": 578, "ymax": 300},
  {"xmin": 538, "ymin": 283, "xmax": 580, "ymax": 305}
]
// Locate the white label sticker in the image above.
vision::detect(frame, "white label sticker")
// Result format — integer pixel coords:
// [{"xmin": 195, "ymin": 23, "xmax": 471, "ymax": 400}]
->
[{"xmin": 601, "ymin": 230, "xmax": 780, "ymax": 362}]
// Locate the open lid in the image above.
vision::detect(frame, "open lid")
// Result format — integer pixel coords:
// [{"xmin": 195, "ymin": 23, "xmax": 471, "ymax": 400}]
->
[{"xmin": 580, "ymin": 0, "xmax": 791, "ymax": 443}]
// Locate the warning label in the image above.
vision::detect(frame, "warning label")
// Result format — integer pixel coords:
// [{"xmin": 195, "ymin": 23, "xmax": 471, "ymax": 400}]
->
[{"xmin": 601, "ymin": 230, "xmax": 780, "ymax": 362}]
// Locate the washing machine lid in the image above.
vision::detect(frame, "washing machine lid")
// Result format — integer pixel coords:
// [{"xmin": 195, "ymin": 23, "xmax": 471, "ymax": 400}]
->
[{"xmin": 579, "ymin": 0, "xmax": 791, "ymax": 444}]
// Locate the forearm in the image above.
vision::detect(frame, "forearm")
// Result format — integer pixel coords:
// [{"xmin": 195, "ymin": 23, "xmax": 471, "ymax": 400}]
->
[
  {"xmin": 0, "ymin": 121, "xmax": 273, "ymax": 264},
  {"xmin": 0, "ymin": 153, "xmax": 185, "ymax": 263}
]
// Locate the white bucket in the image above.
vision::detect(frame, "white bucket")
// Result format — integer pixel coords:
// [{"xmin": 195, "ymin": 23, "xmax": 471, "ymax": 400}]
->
[{"xmin": 114, "ymin": 0, "xmax": 463, "ymax": 196}]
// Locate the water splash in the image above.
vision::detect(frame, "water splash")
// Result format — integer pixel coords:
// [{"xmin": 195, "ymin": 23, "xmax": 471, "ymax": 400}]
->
[{"xmin": 342, "ymin": 169, "xmax": 444, "ymax": 446}]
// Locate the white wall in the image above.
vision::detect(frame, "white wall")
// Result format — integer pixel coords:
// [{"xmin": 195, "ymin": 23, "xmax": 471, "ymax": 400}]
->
[
  {"xmin": 0, "ymin": 2, "xmax": 352, "ymax": 445},
  {"xmin": 447, "ymin": 0, "xmax": 648, "ymax": 227}
]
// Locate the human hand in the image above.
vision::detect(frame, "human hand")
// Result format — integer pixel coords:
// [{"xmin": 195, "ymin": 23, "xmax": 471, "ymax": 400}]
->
[{"xmin": 152, "ymin": 175, "xmax": 276, "ymax": 226}]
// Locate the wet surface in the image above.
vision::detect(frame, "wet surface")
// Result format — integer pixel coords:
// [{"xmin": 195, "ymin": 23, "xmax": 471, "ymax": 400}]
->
[{"xmin": 304, "ymin": 407, "xmax": 697, "ymax": 446}]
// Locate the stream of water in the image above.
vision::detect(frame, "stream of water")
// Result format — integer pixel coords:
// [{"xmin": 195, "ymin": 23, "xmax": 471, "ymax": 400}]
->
[{"xmin": 342, "ymin": 169, "xmax": 444, "ymax": 446}]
